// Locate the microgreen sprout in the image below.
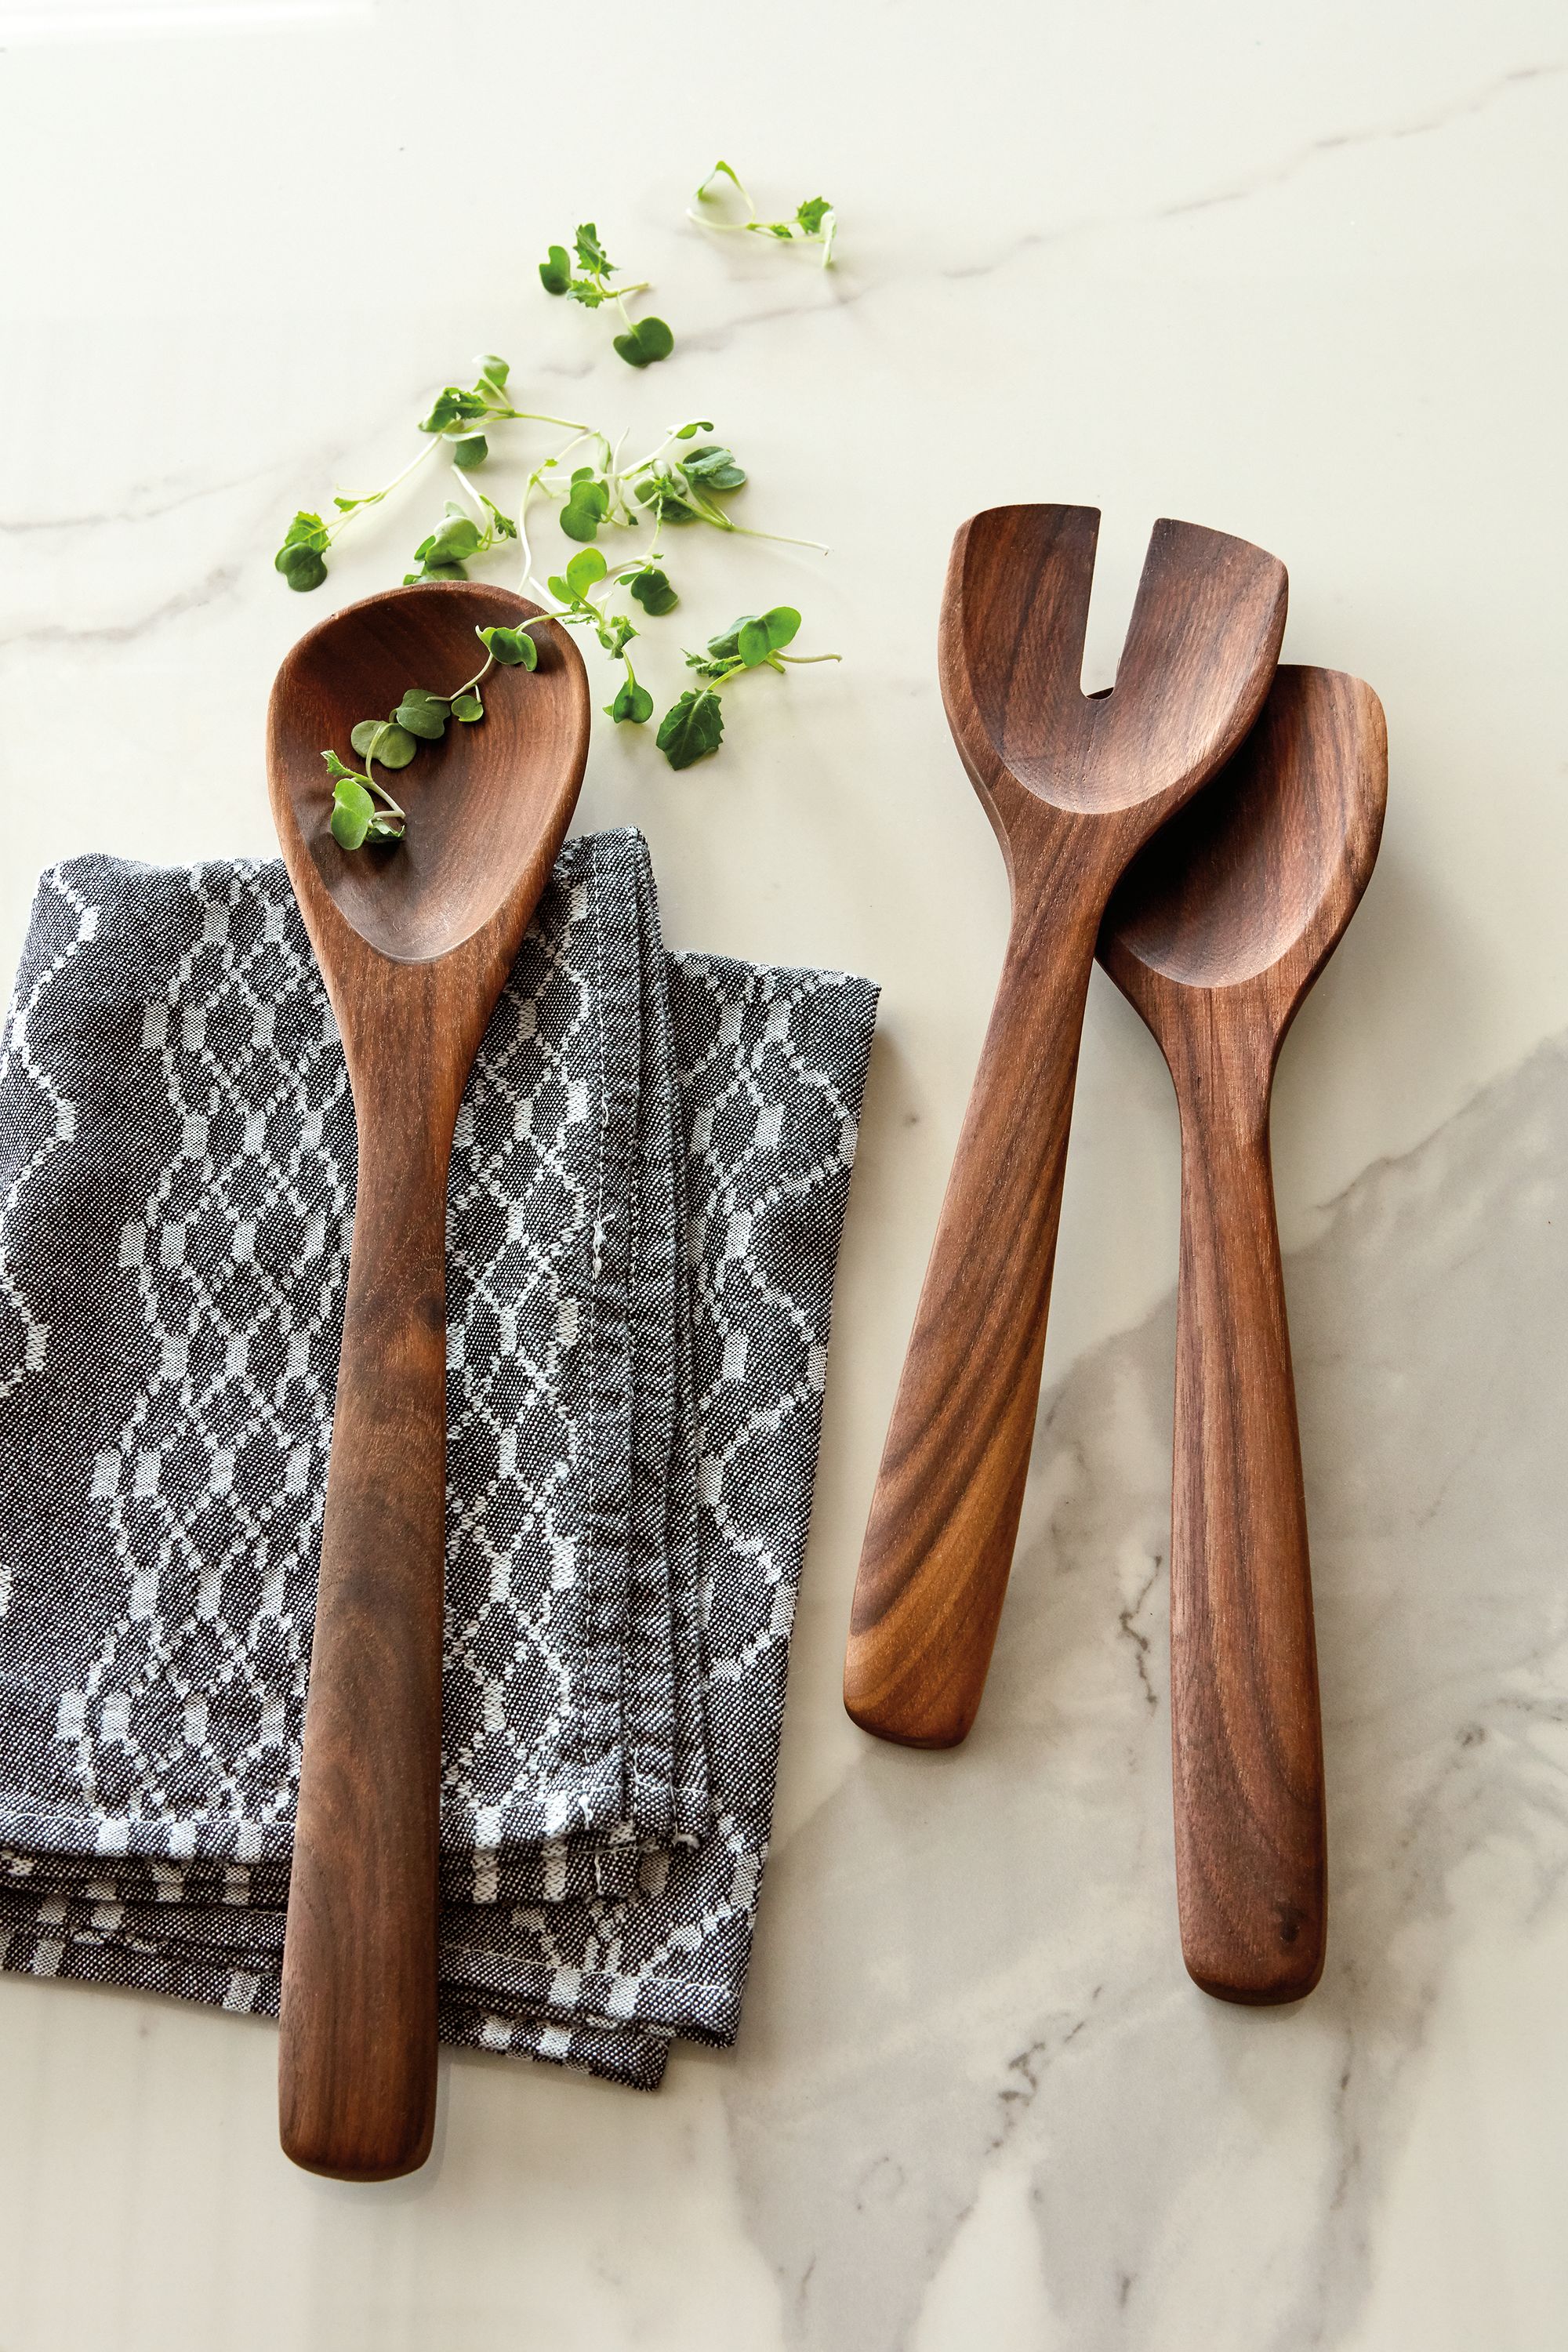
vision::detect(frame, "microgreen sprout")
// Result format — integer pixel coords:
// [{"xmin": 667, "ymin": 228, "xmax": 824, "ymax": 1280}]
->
[
  {"xmin": 539, "ymin": 223, "xmax": 674, "ymax": 368},
  {"xmin": 690, "ymin": 163, "xmax": 837, "ymax": 268},
  {"xmin": 656, "ymin": 606, "xmax": 840, "ymax": 770},
  {"xmin": 321, "ymin": 622, "xmax": 543, "ymax": 850},
  {"xmin": 273, "ymin": 355, "xmax": 584, "ymax": 593}
]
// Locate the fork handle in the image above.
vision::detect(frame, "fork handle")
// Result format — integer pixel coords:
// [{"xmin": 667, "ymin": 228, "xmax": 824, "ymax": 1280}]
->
[
  {"xmin": 278, "ymin": 1087, "xmax": 450, "ymax": 2180},
  {"xmin": 845, "ymin": 858, "xmax": 1104, "ymax": 1746},
  {"xmin": 1169, "ymin": 1058, "xmax": 1326, "ymax": 2002}
]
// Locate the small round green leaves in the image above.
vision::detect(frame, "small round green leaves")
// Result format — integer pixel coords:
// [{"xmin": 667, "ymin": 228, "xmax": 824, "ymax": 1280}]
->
[
  {"xmin": 539, "ymin": 245, "xmax": 572, "ymax": 294},
  {"xmin": 450, "ymin": 435, "xmax": 488, "ymax": 470},
  {"xmin": 629, "ymin": 567, "xmax": 678, "ymax": 616},
  {"xmin": 323, "ymin": 750, "xmax": 404, "ymax": 848},
  {"xmin": 350, "ymin": 720, "xmax": 417, "ymax": 770},
  {"xmin": 274, "ymin": 511, "xmax": 329, "ymax": 591},
  {"xmin": 420, "ymin": 385, "xmax": 488, "ymax": 434},
  {"xmin": 477, "ymin": 624, "xmax": 539, "ymax": 669},
  {"xmin": 564, "ymin": 546, "xmax": 608, "ymax": 596},
  {"xmin": 612, "ymin": 315, "xmax": 674, "ymax": 369},
  {"xmin": 329, "ymin": 776, "xmax": 375, "ymax": 850},
  {"xmin": 393, "ymin": 688, "xmax": 451, "ymax": 740},
  {"xmin": 452, "ymin": 692, "xmax": 485, "ymax": 722},
  {"xmin": 656, "ymin": 688, "xmax": 724, "ymax": 769},
  {"xmin": 560, "ymin": 475, "xmax": 610, "ymax": 543},
  {"xmin": 423, "ymin": 505, "xmax": 482, "ymax": 565},
  {"xmin": 680, "ymin": 443, "xmax": 746, "ymax": 491}
]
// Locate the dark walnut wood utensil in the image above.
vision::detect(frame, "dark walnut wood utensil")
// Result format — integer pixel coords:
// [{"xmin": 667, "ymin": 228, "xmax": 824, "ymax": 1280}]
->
[
  {"xmin": 844, "ymin": 505, "xmax": 1287, "ymax": 1751},
  {"xmin": 267, "ymin": 583, "xmax": 589, "ymax": 2179},
  {"xmin": 1098, "ymin": 665, "xmax": 1386, "ymax": 2003}
]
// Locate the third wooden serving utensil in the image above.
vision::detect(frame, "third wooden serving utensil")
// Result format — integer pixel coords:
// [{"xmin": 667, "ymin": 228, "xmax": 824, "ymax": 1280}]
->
[
  {"xmin": 267, "ymin": 583, "xmax": 589, "ymax": 2177},
  {"xmin": 844, "ymin": 505, "xmax": 1287, "ymax": 1749},
  {"xmin": 1098, "ymin": 664, "xmax": 1385, "ymax": 2002}
]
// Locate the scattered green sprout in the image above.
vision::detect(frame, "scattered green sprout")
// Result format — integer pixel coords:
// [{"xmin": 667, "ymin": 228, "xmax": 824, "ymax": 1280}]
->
[
  {"xmin": 690, "ymin": 163, "xmax": 837, "ymax": 267},
  {"xmin": 658, "ymin": 606, "xmax": 841, "ymax": 771},
  {"xmin": 539, "ymin": 223, "xmax": 673, "ymax": 368},
  {"xmin": 274, "ymin": 357, "xmax": 583, "ymax": 592},
  {"xmin": 282, "ymin": 282, "xmax": 841, "ymax": 809}
]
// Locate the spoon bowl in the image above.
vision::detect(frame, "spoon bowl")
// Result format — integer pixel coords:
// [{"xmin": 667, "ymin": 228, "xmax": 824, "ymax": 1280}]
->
[
  {"xmin": 267, "ymin": 584, "xmax": 589, "ymax": 2179},
  {"xmin": 1102, "ymin": 663, "xmax": 1384, "ymax": 998},
  {"xmin": 270, "ymin": 583, "xmax": 587, "ymax": 963}
]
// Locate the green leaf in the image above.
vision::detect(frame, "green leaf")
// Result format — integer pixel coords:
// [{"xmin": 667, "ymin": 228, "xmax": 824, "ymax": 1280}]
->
[
  {"xmin": 280, "ymin": 510, "xmax": 329, "ymax": 551},
  {"xmin": 634, "ymin": 470, "xmax": 698, "ymax": 524},
  {"xmin": 452, "ymin": 693, "xmax": 485, "ymax": 722},
  {"xmin": 596, "ymin": 613, "xmax": 635, "ymax": 658},
  {"xmin": 350, "ymin": 720, "xmax": 418, "ymax": 769},
  {"xmin": 696, "ymin": 161, "xmax": 744, "ymax": 202},
  {"xmin": 674, "ymin": 420, "xmax": 715, "ymax": 440},
  {"xmin": 422, "ymin": 508, "xmax": 483, "ymax": 566},
  {"xmin": 608, "ymin": 677, "xmax": 654, "ymax": 725},
  {"xmin": 330, "ymin": 778, "xmax": 375, "ymax": 851},
  {"xmin": 420, "ymin": 386, "xmax": 488, "ymax": 433},
  {"xmin": 796, "ymin": 197, "xmax": 832, "ymax": 234},
  {"xmin": 322, "ymin": 750, "xmax": 361, "ymax": 785},
  {"xmin": 613, "ymin": 315, "xmax": 673, "ymax": 368},
  {"xmin": 573, "ymin": 222, "xmax": 612, "ymax": 275},
  {"xmin": 564, "ymin": 546, "xmax": 608, "ymax": 595},
  {"xmin": 275, "ymin": 540, "xmax": 327, "ymax": 591},
  {"xmin": 475, "ymin": 351, "xmax": 510, "ymax": 388},
  {"xmin": 405, "ymin": 560, "xmax": 467, "ymax": 583},
  {"xmin": 393, "ymin": 692, "xmax": 450, "ymax": 740},
  {"xmin": 704, "ymin": 616, "xmax": 753, "ymax": 663},
  {"xmin": 479, "ymin": 624, "xmax": 539, "ymax": 670},
  {"xmin": 545, "ymin": 574, "xmax": 571, "ymax": 602},
  {"xmin": 736, "ymin": 616, "xmax": 773, "ymax": 668},
  {"xmin": 629, "ymin": 566, "xmax": 677, "ymax": 616},
  {"xmin": 274, "ymin": 510, "xmax": 329, "ymax": 588},
  {"xmin": 539, "ymin": 244, "xmax": 572, "ymax": 295},
  {"xmin": 559, "ymin": 503, "xmax": 599, "ymax": 544},
  {"xmin": 481, "ymin": 495, "xmax": 517, "ymax": 539},
  {"xmin": 761, "ymin": 604, "xmax": 801, "ymax": 650},
  {"xmin": 566, "ymin": 280, "xmax": 607, "ymax": 309},
  {"xmin": 656, "ymin": 688, "xmax": 724, "ymax": 770},
  {"xmin": 450, "ymin": 434, "xmax": 488, "ymax": 470},
  {"xmin": 680, "ymin": 443, "xmax": 746, "ymax": 490}
]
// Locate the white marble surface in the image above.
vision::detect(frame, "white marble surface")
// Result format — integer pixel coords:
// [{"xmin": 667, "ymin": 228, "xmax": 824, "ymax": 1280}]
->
[{"xmin": 2, "ymin": 1, "xmax": 1566, "ymax": 2343}]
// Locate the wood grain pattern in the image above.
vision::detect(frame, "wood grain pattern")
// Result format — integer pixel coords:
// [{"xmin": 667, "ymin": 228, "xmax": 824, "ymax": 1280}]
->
[
  {"xmin": 1099, "ymin": 665, "xmax": 1387, "ymax": 2002},
  {"xmin": 844, "ymin": 506, "xmax": 1287, "ymax": 1749},
  {"xmin": 267, "ymin": 583, "xmax": 589, "ymax": 2176}
]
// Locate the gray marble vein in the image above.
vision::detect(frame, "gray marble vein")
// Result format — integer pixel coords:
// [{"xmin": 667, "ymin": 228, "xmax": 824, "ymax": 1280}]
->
[{"xmin": 725, "ymin": 1033, "xmax": 1568, "ymax": 2349}]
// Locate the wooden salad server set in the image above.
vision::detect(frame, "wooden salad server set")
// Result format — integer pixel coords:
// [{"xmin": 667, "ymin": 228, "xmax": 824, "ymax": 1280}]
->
[
  {"xmin": 844, "ymin": 505, "xmax": 1387, "ymax": 2007},
  {"xmin": 267, "ymin": 584, "xmax": 588, "ymax": 2178},
  {"xmin": 259, "ymin": 508, "xmax": 1381, "ymax": 2176}
]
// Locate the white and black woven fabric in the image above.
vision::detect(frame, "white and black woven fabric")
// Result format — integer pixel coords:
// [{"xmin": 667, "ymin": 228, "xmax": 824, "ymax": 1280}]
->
[{"xmin": 0, "ymin": 831, "xmax": 877, "ymax": 2088}]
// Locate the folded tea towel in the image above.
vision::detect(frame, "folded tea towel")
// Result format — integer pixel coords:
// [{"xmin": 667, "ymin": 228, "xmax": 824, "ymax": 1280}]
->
[{"xmin": 0, "ymin": 831, "xmax": 877, "ymax": 2088}]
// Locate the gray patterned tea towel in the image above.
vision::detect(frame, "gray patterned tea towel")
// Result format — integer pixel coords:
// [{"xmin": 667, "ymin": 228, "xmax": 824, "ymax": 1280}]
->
[{"xmin": 0, "ymin": 830, "xmax": 877, "ymax": 2088}]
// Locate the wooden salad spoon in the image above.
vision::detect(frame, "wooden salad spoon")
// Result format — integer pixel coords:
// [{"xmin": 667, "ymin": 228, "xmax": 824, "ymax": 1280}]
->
[
  {"xmin": 1098, "ymin": 665, "xmax": 1386, "ymax": 2002},
  {"xmin": 845, "ymin": 505, "xmax": 1287, "ymax": 1750},
  {"xmin": 267, "ymin": 583, "xmax": 589, "ymax": 2178}
]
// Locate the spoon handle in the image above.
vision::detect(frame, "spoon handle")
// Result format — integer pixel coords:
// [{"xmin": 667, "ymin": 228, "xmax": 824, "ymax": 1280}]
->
[
  {"xmin": 278, "ymin": 1091, "xmax": 451, "ymax": 2179},
  {"xmin": 1169, "ymin": 1059, "xmax": 1326, "ymax": 2002},
  {"xmin": 844, "ymin": 873, "xmax": 1102, "ymax": 1747}
]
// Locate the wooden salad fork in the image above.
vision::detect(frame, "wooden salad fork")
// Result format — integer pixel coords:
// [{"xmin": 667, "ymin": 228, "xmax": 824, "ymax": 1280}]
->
[
  {"xmin": 267, "ymin": 583, "xmax": 589, "ymax": 2177},
  {"xmin": 844, "ymin": 505, "xmax": 1287, "ymax": 1750},
  {"xmin": 1098, "ymin": 666, "xmax": 1386, "ymax": 2002}
]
